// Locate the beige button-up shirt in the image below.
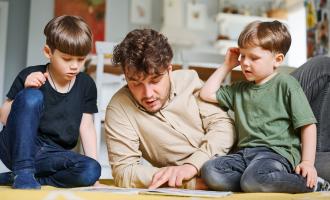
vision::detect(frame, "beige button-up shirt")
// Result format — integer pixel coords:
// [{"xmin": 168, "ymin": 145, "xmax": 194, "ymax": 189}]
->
[{"xmin": 105, "ymin": 70, "xmax": 235, "ymax": 189}]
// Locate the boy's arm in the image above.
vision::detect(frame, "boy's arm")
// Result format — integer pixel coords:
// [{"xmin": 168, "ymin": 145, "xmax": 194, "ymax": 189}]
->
[
  {"xmin": 80, "ymin": 113, "xmax": 106, "ymax": 187},
  {"xmin": 295, "ymin": 123, "xmax": 317, "ymax": 188},
  {"xmin": 200, "ymin": 47, "xmax": 240, "ymax": 103},
  {"xmin": 0, "ymin": 99, "xmax": 13, "ymax": 126},
  {"xmin": 0, "ymin": 70, "xmax": 49, "ymax": 125},
  {"xmin": 79, "ymin": 113, "xmax": 97, "ymax": 160}
]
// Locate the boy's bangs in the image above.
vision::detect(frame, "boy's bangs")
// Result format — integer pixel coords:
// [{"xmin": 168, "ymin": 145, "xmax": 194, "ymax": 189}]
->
[
  {"xmin": 54, "ymin": 33, "xmax": 92, "ymax": 56},
  {"xmin": 238, "ymin": 33, "xmax": 260, "ymax": 49}
]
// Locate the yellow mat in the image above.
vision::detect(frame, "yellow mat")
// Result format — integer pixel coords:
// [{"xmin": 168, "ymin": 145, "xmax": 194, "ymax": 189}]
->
[{"xmin": 1, "ymin": 180, "xmax": 330, "ymax": 200}]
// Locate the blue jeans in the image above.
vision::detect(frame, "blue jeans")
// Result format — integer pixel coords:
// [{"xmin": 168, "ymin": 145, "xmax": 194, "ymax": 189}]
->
[
  {"xmin": 0, "ymin": 88, "xmax": 101, "ymax": 187},
  {"xmin": 201, "ymin": 147, "xmax": 313, "ymax": 193},
  {"xmin": 291, "ymin": 56, "xmax": 330, "ymax": 182}
]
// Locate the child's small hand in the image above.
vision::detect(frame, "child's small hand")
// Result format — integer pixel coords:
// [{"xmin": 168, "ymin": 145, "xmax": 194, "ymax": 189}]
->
[
  {"xmin": 295, "ymin": 161, "xmax": 317, "ymax": 188},
  {"xmin": 223, "ymin": 47, "xmax": 240, "ymax": 70},
  {"xmin": 25, "ymin": 72, "xmax": 49, "ymax": 88}
]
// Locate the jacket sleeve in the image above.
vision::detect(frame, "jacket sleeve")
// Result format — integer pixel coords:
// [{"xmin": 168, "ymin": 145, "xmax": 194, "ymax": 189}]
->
[
  {"xmin": 183, "ymin": 91, "xmax": 236, "ymax": 172},
  {"xmin": 104, "ymin": 102, "xmax": 159, "ymax": 188}
]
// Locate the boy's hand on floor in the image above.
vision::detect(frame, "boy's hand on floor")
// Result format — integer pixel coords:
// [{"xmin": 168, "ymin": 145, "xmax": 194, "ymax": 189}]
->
[
  {"xmin": 25, "ymin": 72, "xmax": 48, "ymax": 88},
  {"xmin": 93, "ymin": 181, "xmax": 108, "ymax": 187},
  {"xmin": 295, "ymin": 161, "xmax": 317, "ymax": 188}
]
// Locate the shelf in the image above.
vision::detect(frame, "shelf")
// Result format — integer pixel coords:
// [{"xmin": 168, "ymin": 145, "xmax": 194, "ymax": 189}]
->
[{"xmin": 216, "ymin": 13, "xmax": 288, "ymax": 40}]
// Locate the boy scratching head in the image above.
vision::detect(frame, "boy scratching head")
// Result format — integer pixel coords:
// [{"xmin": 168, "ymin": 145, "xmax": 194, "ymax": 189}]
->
[{"xmin": 237, "ymin": 20, "xmax": 291, "ymax": 84}]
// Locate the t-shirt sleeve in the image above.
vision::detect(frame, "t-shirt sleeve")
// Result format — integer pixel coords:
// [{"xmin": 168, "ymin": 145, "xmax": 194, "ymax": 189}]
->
[
  {"xmin": 7, "ymin": 69, "xmax": 29, "ymax": 100},
  {"xmin": 82, "ymin": 75, "xmax": 98, "ymax": 113},
  {"xmin": 216, "ymin": 83, "xmax": 240, "ymax": 111},
  {"xmin": 287, "ymin": 80, "xmax": 317, "ymax": 129}
]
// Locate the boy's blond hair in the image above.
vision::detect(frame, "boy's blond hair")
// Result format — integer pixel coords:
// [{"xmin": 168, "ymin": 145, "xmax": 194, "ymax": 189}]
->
[
  {"xmin": 44, "ymin": 15, "xmax": 92, "ymax": 56},
  {"xmin": 238, "ymin": 20, "xmax": 291, "ymax": 56}
]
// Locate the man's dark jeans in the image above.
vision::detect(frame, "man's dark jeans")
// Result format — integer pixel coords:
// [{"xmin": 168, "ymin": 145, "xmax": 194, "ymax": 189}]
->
[
  {"xmin": 201, "ymin": 147, "xmax": 313, "ymax": 193},
  {"xmin": 0, "ymin": 88, "xmax": 101, "ymax": 187}
]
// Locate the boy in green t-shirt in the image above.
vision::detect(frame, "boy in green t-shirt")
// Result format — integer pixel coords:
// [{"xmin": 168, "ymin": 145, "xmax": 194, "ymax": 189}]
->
[{"xmin": 199, "ymin": 20, "xmax": 329, "ymax": 193}]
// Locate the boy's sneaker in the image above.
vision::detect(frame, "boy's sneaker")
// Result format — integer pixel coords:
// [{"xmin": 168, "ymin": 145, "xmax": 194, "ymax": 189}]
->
[
  {"xmin": 314, "ymin": 177, "xmax": 330, "ymax": 192},
  {"xmin": 12, "ymin": 170, "xmax": 41, "ymax": 189},
  {"xmin": 0, "ymin": 172, "xmax": 14, "ymax": 185}
]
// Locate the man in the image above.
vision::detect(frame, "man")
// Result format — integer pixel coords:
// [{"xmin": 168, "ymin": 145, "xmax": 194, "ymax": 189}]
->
[{"xmin": 104, "ymin": 29, "xmax": 235, "ymax": 189}]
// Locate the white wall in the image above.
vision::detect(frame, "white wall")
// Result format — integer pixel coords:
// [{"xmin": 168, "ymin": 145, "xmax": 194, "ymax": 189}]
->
[
  {"xmin": 286, "ymin": 2, "xmax": 307, "ymax": 67},
  {"xmin": 26, "ymin": 0, "xmax": 54, "ymax": 66},
  {"xmin": 27, "ymin": 0, "xmax": 163, "ymax": 66},
  {"xmin": 2, "ymin": 0, "xmax": 30, "ymax": 103}
]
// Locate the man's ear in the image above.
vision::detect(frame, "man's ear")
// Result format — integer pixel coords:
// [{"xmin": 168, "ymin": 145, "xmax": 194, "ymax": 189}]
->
[
  {"xmin": 274, "ymin": 53, "xmax": 284, "ymax": 68},
  {"xmin": 43, "ymin": 45, "xmax": 52, "ymax": 59}
]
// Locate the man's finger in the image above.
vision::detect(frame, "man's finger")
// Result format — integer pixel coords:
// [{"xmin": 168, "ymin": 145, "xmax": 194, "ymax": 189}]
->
[
  {"xmin": 168, "ymin": 172, "xmax": 177, "ymax": 187},
  {"xmin": 150, "ymin": 169, "xmax": 166, "ymax": 186},
  {"xmin": 175, "ymin": 174, "xmax": 184, "ymax": 187},
  {"xmin": 149, "ymin": 175, "xmax": 169, "ymax": 189},
  {"xmin": 149, "ymin": 169, "xmax": 168, "ymax": 189}
]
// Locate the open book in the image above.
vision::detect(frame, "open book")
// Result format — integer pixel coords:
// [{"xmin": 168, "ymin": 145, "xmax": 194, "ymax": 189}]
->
[
  {"xmin": 140, "ymin": 188, "xmax": 232, "ymax": 198},
  {"xmin": 71, "ymin": 186, "xmax": 232, "ymax": 198},
  {"xmin": 70, "ymin": 186, "xmax": 144, "ymax": 194}
]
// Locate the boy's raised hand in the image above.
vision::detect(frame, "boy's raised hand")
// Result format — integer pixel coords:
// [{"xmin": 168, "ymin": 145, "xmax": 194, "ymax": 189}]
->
[
  {"xmin": 295, "ymin": 161, "xmax": 317, "ymax": 188},
  {"xmin": 223, "ymin": 47, "xmax": 240, "ymax": 70},
  {"xmin": 25, "ymin": 72, "xmax": 49, "ymax": 88}
]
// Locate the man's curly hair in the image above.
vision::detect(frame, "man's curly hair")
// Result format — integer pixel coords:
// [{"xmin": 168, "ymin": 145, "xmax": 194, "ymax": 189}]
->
[{"xmin": 113, "ymin": 29, "xmax": 173, "ymax": 76}]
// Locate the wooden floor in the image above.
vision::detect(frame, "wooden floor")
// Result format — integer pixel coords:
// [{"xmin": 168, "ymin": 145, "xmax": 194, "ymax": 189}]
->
[{"xmin": 1, "ymin": 180, "xmax": 329, "ymax": 200}]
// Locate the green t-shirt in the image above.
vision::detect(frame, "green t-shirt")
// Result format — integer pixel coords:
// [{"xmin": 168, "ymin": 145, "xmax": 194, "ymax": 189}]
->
[{"xmin": 216, "ymin": 73, "xmax": 317, "ymax": 168}]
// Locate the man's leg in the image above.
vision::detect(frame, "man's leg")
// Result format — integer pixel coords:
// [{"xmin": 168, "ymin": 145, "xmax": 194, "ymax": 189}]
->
[
  {"xmin": 0, "ymin": 88, "xmax": 44, "ymax": 189},
  {"xmin": 291, "ymin": 56, "xmax": 330, "ymax": 181},
  {"xmin": 240, "ymin": 150, "xmax": 312, "ymax": 193},
  {"xmin": 201, "ymin": 152, "xmax": 246, "ymax": 192},
  {"xmin": 35, "ymin": 141, "xmax": 101, "ymax": 188}
]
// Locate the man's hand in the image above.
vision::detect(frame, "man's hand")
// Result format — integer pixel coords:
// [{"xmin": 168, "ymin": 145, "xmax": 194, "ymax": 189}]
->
[
  {"xmin": 148, "ymin": 164, "xmax": 198, "ymax": 189},
  {"xmin": 24, "ymin": 72, "xmax": 48, "ymax": 88},
  {"xmin": 295, "ymin": 161, "xmax": 317, "ymax": 188}
]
